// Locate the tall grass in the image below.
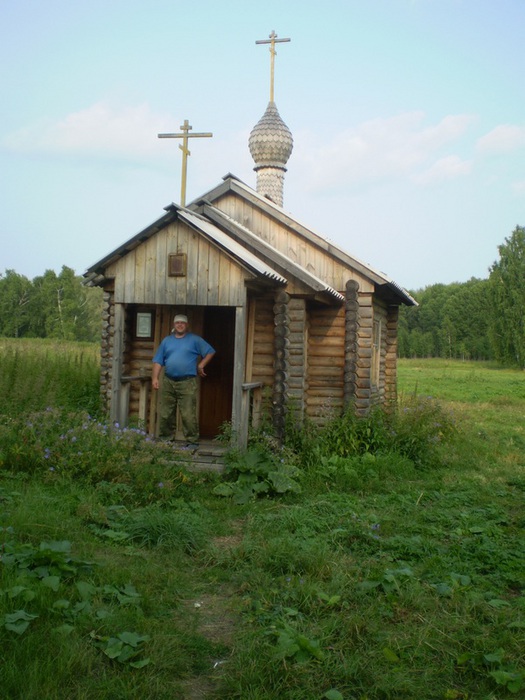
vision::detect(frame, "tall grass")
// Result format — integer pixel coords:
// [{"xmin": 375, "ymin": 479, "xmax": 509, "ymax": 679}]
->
[
  {"xmin": 1, "ymin": 344, "xmax": 524, "ymax": 699},
  {"xmin": 0, "ymin": 338, "xmax": 101, "ymax": 416}
]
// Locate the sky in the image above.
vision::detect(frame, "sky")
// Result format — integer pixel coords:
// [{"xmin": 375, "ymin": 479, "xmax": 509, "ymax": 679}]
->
[{"xmin": 1, "ymin": 0, "xmax": 524, "ymax": 291}]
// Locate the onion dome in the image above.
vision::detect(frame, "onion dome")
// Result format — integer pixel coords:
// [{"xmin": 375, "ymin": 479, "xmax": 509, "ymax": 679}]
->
[{"xmin": 249, "ymin": 101, "xmax": 293, "ymax": 206}]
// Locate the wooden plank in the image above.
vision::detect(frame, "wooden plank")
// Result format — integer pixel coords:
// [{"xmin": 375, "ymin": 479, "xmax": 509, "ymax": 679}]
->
[
  {"xmin": 196, "ymin": 236, "xmax": 210, "ymax": 305},
  {"xmin": 253, "ymin": 341, "xmax": 274, "ymax": 355},
  {"xmin": 251, "ymin": 366, "xmax": 274, "ymax": 381},
  {"xmin": 245, "ymin": 298, "xmax": 256, "ymax": 382},
  {"xmin": 154, "ymin": 224, "xmax": 168, "ymax": 304},
  {"xmin": 110, "ymin": 303, "xmax": 125, "ymax": 424},
  {"xmin": 134, "ymin": 243, "xmax": 146, "ymax": 303},
  {"xmin": 185, "ymin": 226, "xmax": 199, "ymax": 305},
  {"xmin": 232, "ymin": 304, "xmax": 247, "ymax": 448},
  {"xmin": 308, "ymin": 362, "xmax": 345, "ymax": 375},
  {"xmin": 306, "ymin": 395, "xmax": 344, "ymax": 407},
  {"xmin": 172, "ymin": 224, "xmax": 189, "ymax": 303},
  {"xmin": 304, "ymin": 387, "xmax": 344, "ymax": 398},
  {"xmin": 308, "ymin": 336, "xmax": 344, "ymax": 349},
  {"xmin": 207, "ymin": 245, "xmax": 220, "ymax": 306},
  {"xmin": 218, "ymin": 255, "xmax": 231, "ymax": 306},
  {"xmin": 148, "ymin": 306, "xmax": 163, "ymax": 435},
  {"xmin": 143, "ymin": 236, "xmax": 157, "ymax": 303}
]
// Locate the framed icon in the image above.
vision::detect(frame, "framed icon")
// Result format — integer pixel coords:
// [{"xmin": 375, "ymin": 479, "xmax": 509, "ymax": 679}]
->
[{"xmin": 136, "ymin": 312, "xmax": 153, "ymax": 339}]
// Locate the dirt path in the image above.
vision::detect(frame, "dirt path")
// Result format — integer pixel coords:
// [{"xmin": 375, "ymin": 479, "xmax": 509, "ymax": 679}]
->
[{"xmin": 178, "ymin": 521, "xmax": 245, "ymax": 699}]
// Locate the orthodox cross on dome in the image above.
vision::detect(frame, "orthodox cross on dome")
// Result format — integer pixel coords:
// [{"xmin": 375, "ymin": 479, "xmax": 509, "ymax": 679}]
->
[
  {"xmin": 158, "ymin": 119, "xmax": 212, "ymax": 206},
  {"xmin": 255, "ymin": 30, "xmax": 291, "ymax": 103}
]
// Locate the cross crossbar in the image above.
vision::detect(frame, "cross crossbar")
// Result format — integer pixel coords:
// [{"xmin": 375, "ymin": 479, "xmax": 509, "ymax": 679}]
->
[
  {"xmin": 255, "ymin": 30, "xmax": 291, "ymax": 102},
  {"xmin": 158, "ymin": 119, "xmax": 213, "ymax": 206}
]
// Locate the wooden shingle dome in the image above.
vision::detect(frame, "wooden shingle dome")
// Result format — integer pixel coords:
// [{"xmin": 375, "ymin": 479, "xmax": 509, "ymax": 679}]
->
[{"xmin": 249, "ymin": 100, "xmax": 293, "ymax": 206}]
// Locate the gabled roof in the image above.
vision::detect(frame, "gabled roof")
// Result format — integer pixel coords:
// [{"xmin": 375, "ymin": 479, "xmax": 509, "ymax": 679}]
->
[
  {"xmin": 193, "ymin": 202, "xmax": 344, "ymax": 302},
  {"xmin": 83, "ymin": 204, "xmax": 287, "ymax": 289},
  {"xmin": 174, "ymin": 207, "xmax": 286, "ymax": 285},
  {"xmin": 84, "ymin": 173, "xmax": 416, "ymax": 306},
  {"xmin": 190, "ymin": 174, "xmax": 417, "ymax": 306},
  {"xmin": 84, "ymin": 209, "xmax": 176, "ymax": 285}
]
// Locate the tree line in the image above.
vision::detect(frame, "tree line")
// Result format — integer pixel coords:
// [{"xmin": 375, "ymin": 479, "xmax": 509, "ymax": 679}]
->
[
  {"xmin": 399, "ymin": 225, "xmax": 525, "ymax": 368},
  {"xmin": 0, "ymin": 266, "xmax": 103, "ymax": 343},
  {"xmin": 1, "ymin": 226, "xmax": 523, "ymax": 367}
]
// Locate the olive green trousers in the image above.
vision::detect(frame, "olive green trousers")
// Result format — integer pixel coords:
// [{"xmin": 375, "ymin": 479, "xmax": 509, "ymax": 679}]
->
[{"xmin": 158, "ymin": 376, "xmax": 199, "ymax": 443}]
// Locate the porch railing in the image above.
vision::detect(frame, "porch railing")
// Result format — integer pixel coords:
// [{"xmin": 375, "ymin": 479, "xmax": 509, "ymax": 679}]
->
[{"xmin": 118, "ymin": 371, "xmax": 151, "ymax": 429}]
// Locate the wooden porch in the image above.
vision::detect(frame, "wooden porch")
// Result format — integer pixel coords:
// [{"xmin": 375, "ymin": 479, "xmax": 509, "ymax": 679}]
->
[{"xmin": 171, "ymin": 440, "xmax": 228, "ymax": 473}]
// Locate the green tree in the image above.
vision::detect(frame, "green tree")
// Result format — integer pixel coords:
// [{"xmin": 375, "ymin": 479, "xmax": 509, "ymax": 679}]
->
[
  {"xmin": 0, "ymin": 270, "xmax": 32, "ymax": 337},
  {"xmin": 488, "ymin": 226, "xmax": 525, "ymax": 367},
  {"xmin": 0, "ymin": 267, "xmax": 102, "ymax": 341},
  {"xmin": 26, "ymin": 267, "xmax": 102, "ymax": 342},
  {"xmin": 28, "ymin": 269, "xmax": 61, "ymax": 337},
  {"xmin": 82, "ymin": 285, "xmax": 103, "ymax": 342},
  {"xmin": 399, "ymin": 279, "xmax": 493, "ymax": 360},
  {"xmin": 441, "ymin": 278, "xmax": 492, "ymax": 360}
]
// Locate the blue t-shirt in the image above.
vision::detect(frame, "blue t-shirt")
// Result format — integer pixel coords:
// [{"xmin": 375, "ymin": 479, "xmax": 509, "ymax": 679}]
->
[{"xmin": 153, "ymin": 333, "xmax": 215, "ymax": 379}]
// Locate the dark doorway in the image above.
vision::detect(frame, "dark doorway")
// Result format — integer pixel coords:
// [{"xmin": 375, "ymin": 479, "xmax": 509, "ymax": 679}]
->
[{"xmin": 199, "ymin": 306, "xmax": 235, "ymax": 438}]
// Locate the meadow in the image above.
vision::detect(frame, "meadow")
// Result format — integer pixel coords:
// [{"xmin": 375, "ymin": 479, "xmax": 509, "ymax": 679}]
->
[{"xmin": 1, "ymin": 341, "xmax": 524, "ymax": 700}]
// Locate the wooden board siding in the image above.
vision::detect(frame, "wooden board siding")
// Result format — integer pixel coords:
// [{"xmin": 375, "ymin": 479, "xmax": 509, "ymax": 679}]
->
[
  {"xmin": 306, "ymin": 305, "xmax": 346, "ymax": 422},
  {"xmin": 215, "ymin": 193, "xmax": 375, "ymax": 295},
  {"xmin": 107, "ymin": 220, "xmax": 253, "ymax": 307}
]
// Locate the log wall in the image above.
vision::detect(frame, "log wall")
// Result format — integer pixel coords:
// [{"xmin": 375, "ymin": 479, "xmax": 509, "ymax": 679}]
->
[
  {"xmin": 273, "ymin": 290, "xmax": 290, "ymax": 439},
  {"xmin": 384, "ymin": 305, "xmax": 399, "ymax": 408},
  {"xmin": 344, "ymin": 280, "xmax": 359, "ymax": 409},
  {"xmin": 249, "ymin": 295, "xmax": 275, "ymax": 388},
  {"xmin": 355, "ymin": 292, "xmax": 374, "ymax": 415},
  {"xmin": 99, "ymin": 291, "xmax": 114, "ymax": 413},
  {"xmin": 288, "ymin": 298, "xmax": 307, "ymax": 420},
  {"xmin": 306, "ymin": 304, "xmax": 346, "ymax": 423},
  {"xmin": 95, "ymin": 196, "xmax": 403, "ymax": 432}
]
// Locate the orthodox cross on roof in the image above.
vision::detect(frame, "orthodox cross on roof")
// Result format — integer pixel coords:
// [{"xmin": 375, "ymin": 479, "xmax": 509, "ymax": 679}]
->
[
  {"xmin": 255, "ymin": 30, "xmax": 291, "ymax": 102},
  {"xmin": 158, "ymin": 119, "xmax": 213, "ymax": 206}
]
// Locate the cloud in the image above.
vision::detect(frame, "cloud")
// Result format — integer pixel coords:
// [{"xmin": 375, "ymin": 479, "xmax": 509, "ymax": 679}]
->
[
  {"xmin": 412, "ymin": 155, "xmax": 472, "ymax": 185},
  {"xmin": 2, "ymin": 103, "xmax": 479, "ymax": 194},
  {"xmin": 292, "ymin": 112, "xmax": 475, "ymax": 192},
  {"xmin": 476, "ymin": 124, "xmax": 525, "ymax": 154},
  {"xmin": 2, "ymin": 102, "xmax": 175, "ymax": 163}
]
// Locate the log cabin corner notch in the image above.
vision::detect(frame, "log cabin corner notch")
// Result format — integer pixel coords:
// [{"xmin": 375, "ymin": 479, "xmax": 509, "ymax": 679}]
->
[{"xmin": 83, "ymin": 174, "xmax": 416, "ymax": 447}]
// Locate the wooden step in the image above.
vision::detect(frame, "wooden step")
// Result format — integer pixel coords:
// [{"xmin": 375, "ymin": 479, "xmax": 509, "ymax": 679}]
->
[{"xmin": 172, "ymin": 440, "xmax": 227, "ymax": 473}]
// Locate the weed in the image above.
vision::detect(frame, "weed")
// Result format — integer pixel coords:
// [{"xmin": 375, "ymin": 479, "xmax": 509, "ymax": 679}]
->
[
  {"xmin": 214, "ymin": 446, "xmax": 302, "ymax": 504},
  {"xmin": 2, "ymin": 344, "xmax": 525, "ymax": 699}
]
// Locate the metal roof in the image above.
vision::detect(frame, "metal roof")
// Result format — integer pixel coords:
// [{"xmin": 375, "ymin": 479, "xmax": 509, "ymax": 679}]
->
[
  {"xmin": 198, "ymin": 204, "xmax": 345, "ymax": 303},
  {"xmin": 84, "ymin": 173, "xmax": 416, "ymax": 306},
  {"xmin": 175, "ymin": 207, "xmax": 287, "ymax": 285},
  {"xmin": 191, "ymin": 175, "xmax": 417, "ymax": 306}
]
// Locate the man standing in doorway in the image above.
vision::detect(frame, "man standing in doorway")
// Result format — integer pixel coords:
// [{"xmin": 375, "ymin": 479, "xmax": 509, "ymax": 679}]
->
[{"xmin": 152, "ymin": 314, "xmax": 215, "ymax": 448}]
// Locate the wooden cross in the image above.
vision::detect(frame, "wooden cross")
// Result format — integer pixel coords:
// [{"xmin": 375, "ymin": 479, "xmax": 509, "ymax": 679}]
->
[
  {"xmin": 255, "ymin": 30, "xmax": 291, "ymax": 102},
  {"xmin": 158, "ymin": 119, "xmax": 213, "ymax": 206}
]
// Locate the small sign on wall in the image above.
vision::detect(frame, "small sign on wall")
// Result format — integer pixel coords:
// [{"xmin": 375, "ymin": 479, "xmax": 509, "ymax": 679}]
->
[
  {"xmin": 136, "ymin": 312, "xmax": 153, "ymax": 339},
  {"xmin": 169, "ymin": 253, "xmax": 187, "ymax": 277}
]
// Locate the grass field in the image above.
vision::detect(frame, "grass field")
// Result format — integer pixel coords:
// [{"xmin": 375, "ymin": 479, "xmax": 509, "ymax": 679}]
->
[{"xmin": 1, "ymin": 345, "xmax": 524, "ymax": 699}]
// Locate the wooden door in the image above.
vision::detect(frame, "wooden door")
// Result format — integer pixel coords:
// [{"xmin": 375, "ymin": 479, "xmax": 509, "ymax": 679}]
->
[{"xmin": 199, "ymin": 306, "xmax": 235, "ymax": 438}]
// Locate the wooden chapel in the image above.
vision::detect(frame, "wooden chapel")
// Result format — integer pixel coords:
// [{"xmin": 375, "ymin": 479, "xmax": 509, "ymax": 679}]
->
[{"xmin": 84, "ymin": 32, "xmax": 416, "ymax": 447}]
